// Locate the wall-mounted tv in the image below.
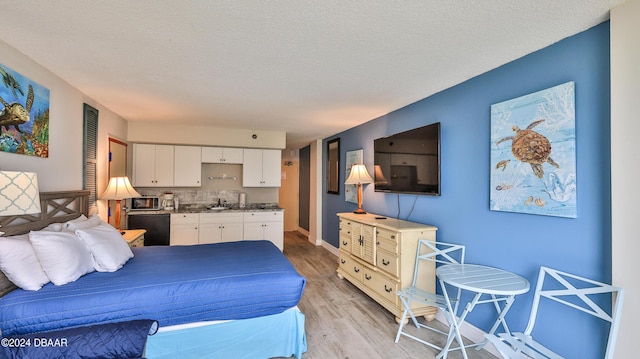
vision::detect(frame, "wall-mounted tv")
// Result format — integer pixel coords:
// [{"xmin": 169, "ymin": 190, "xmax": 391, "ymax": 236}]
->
[{"xmin": 373, "ymin": 122, "xmax": 440, "ymax": 196}]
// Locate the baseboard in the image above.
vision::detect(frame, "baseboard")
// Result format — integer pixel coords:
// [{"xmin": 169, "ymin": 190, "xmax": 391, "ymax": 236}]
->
[
  {"xmin": 321, "ymin": 241, "xmax": 339, "ymax": 256},
  {"xmin": 434, "ymin": 310, "xmax": 500, "ymax": 357}
]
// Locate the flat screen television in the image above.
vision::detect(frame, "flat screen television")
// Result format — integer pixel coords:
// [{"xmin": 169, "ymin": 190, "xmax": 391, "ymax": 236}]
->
[{"xmin": 373, "ymin": 122, "xmax": 440, "ymax": 196}]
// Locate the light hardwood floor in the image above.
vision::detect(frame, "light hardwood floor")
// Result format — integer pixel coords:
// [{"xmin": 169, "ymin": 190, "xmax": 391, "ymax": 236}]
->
[{"xmin": 282, "ymin": 231, "xmax": 498, "ymax": 359}]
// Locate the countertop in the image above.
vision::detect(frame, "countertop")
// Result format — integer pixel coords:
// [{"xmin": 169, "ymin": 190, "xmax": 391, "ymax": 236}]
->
[{"xmin": 127, "ymin": 203, "xmax": 283, "ymax": 215}]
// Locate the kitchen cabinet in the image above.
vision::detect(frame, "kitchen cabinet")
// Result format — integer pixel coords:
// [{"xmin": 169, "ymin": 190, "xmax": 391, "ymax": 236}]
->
[
  {"xmin": 242, "ymin": 149, "xmax": 281, "ymax": 187},
  {"xmin": 174, "ymin": 145, "xmax": 202, "ymax": 187},
  {"xmin": 133, "ymin": 144, "xmax": 174, "ymax": 187},
  {"xmin": 201, "ymin": 147, "xmax": 243, "ymax": 164},
  {"xmin": 198, "ymin": 212, "xmax": 244, "ymax": 244},
  {"xmin": 243, "ymin": 211, "xmax": 284, "ymax": 250},
  {"xmin": 170, "ymin": 213, "xmax": 199, "ymax": 245}
]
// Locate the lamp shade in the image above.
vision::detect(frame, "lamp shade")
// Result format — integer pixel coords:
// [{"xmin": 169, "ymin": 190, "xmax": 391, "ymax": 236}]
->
[
  {"xmin": 101, "ymin": 176, "xmax": 141, "ymax": 200},
  {"xmin": 345, "ymin": 164, "xmax": 373, "ymax": 185},
  {"xmin": 0, "ymin": 171, "xmax": 41, "ymax": 216}
]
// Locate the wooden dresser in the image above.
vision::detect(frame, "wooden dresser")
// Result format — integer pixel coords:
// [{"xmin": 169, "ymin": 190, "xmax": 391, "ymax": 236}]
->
[{"xmin": 336, "ymin": 212, "xmax": 438, "ymax": 321}]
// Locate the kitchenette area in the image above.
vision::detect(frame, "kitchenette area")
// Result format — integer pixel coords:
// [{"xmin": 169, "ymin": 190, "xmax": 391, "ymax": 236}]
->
[{"xmin": 125, "ymin": 143, "xmax": 285, "ymax": 251}]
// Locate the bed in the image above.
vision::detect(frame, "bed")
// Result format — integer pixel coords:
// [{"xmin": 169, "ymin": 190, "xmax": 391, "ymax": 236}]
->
[{"xmin": 0, "ymin": 190, "xmax": 307, "ymax": 358}]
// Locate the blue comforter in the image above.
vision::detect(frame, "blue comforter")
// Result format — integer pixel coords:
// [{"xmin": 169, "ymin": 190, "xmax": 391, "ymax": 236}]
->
[{"xmin": 0, "ymin": 240, "xmax": 306, "ymax": 336}]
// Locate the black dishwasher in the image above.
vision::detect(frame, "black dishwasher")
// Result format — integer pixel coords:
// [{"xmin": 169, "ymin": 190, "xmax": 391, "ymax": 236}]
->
[{"xmin": 127, "ymin": 213, "xmax": 170, "ymax": 246}]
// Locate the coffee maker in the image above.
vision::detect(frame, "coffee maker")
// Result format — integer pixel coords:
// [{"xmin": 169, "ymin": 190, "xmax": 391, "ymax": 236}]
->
[{"xmin": 162, "ymin": 193, "xmax": 175, "ymax": 210}]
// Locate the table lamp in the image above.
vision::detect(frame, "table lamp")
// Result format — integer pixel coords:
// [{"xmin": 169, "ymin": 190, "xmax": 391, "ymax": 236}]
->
[
  {"xmin": 0, "ymin": 171, "xmax": 41, "ymax": 235},
  {"xmin": 101, "ymin": 176, "xmax": 141, "ymax": 230},
  {"xmin": 345, "ymin": 164, "xmax": 373, "ymax": 214}
]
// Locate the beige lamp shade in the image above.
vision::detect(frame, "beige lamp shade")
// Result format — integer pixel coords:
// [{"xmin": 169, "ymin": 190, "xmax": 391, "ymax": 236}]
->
[
  {"xmin": 101, "ymin": 176, "xmax": 141, "ymax": 200},
  {"xmin": 345, "ymin": 164, "xmax": 373, "ymax": 214},
  {"xmin": 345, "ymin": 164, "xmax": 374, "ymax": 185},
  {"xmin": 101, "ymin": 176, "xmax": 140, "ymax": 231},
  {"xmin": 0, "ymin": 171, "xmax": 41, "ymax": 216}
]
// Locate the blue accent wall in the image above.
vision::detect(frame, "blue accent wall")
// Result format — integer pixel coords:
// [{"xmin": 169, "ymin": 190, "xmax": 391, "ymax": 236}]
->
[{"xmin": 322, "ymin": 22, "xmax": 611, "ymax": 358}]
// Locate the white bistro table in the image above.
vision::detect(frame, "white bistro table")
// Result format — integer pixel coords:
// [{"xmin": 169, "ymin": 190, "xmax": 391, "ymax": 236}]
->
[{"xmin": 436, "ymin": 263, "xmax": 530, "ymax": 359}]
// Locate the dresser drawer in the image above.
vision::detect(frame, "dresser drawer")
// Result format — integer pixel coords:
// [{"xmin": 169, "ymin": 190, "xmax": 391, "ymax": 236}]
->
[
  {"xmin": 376, "ymin": 237, "xmax": 398, "ymax": 254},
  {"xmin": 339, "ymin": 233, "xmax": 352, "ymax": 252},
  {"xmin": 128, "ymin": 236, "xmax": 145, "ymax": 248},
  {"xmin": 339, "ymin": 252, "xmax": 363, "ymax": 282},
  {"xmin": 377, "ymin": 228, "xmax": 399, "ymax": 243},
  {"xmin": 363, "ymin": 268, "xmax": 398, "ymax": 305},
  {"xmin": 376, "ymin": 249, "xmax": 399, "ymax": 277}
]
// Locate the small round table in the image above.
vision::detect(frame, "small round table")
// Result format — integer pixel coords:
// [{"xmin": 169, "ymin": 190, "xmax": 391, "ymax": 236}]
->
[{"xmin": 436, "ymin": 263, "xmax": 530, "ymax": 359}]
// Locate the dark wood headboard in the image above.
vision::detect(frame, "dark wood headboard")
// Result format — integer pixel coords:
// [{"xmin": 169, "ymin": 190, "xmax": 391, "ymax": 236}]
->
[{"xmin": 0, "ymin": 190, "xmax": 89, "ymax": 296}]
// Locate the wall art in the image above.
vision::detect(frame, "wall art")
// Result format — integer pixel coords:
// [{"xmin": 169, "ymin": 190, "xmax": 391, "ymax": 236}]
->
[
  {"xmin": 0, "ymin": 64, "xmax": 50, "ymax": 157},
  {"xmin": 345, "ymin": 149, "xmax": 363, "ymax": 203},
  {"xmin": 490, "ymin": 81, "xmax": 576, "ymax": 218}
]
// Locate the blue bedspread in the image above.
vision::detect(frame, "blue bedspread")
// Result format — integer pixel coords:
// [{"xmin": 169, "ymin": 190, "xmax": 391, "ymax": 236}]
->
[{"xmin": 0, "ymin": 240, "xmax": 306, "ymax": 336}]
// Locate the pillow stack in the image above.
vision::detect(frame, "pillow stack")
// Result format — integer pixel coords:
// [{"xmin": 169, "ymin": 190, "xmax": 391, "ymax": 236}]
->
[{"xmin": 0, "ymin": 215, "xmax": 134, "ymax": 291}]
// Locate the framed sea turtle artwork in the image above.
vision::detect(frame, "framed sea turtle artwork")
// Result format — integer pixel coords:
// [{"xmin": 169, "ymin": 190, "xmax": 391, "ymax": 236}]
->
[
  {"xmin": 0, "ymin": 64, "xmax": 50, "ymax": 158},
  {"xmin": 490, "ymin": 81, "xmax": 576, "ymax": 218}
]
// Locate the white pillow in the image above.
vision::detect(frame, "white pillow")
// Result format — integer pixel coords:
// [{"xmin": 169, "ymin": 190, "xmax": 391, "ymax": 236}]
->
[
  {"xmin": 75, "ymin": 223, "xmax": 133, "ymax": 272},
  {"xmin": 64, "ymin": 214, "xmax": 102, "ymax": 231},
  {"xmin": 0, "ymin": 234, "xmax": 50, "ymax": 291},
  {"xmin": 42, "ymin": 222, "xmax": 64, "ymax": 232},
  {"xmin": 29, "ymin": 230, "xmax": 95, "ymax": 286}
]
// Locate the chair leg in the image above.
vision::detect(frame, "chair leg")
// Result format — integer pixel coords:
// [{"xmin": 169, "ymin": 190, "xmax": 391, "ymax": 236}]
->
[{"xmin": 395, "ymin": 308, "xmax": 409, "ymax": 343}]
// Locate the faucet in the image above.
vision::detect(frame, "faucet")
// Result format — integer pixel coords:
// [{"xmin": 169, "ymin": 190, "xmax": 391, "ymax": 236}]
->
[{"xmin": 217, "ymin": 198, "xmax": 222, "ymax": 206}]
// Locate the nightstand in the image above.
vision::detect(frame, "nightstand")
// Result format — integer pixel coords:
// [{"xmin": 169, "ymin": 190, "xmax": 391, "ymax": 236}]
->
[{"xmin": 121, "ymin": 229, "xmax": 146, "ymax": 248}]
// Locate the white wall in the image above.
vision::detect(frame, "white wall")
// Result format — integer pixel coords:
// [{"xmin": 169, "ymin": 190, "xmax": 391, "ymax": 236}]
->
[
  {"xmin": 128, "ymin": 121, "xmax": 285, "ymax": 149},
  {"xmin": 0, "ymin": 39, "xmax": 128, "ymax": 220},
  {"xmin": 611, "ymin": 1, "xmax": 639, "ymax": 357}
]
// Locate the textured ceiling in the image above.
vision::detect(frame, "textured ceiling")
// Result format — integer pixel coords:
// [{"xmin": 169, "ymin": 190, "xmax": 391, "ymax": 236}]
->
[{"xmin": 0, "ymin": 1, "xmax": 624, "ymax": 149}]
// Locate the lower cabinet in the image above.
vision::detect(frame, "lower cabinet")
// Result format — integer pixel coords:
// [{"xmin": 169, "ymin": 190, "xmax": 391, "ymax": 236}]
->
[
  {"xmin": 243, "ymin": 211, "xmax": 284, "ymax": 251},
  {"xmin": 199, "ymin": 212, "xmax": 244, "ymax": 244},
  {"xmin": 336, "ymin": 212, "xmax": 438, "ymax": 321},
  {"xmin": 170, "ymin": 211, "xmax": 284, "ymax": 250},
  {"xmin": 170, "ymin": 213, "xmax": 199, "ymax": 246}
]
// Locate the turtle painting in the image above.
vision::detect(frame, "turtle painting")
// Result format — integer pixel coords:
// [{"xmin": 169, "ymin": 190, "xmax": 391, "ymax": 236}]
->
[
  {"xmin": 0, "ymin": 84, "xmax": 33, "ymax": 133},
  {"xmin": 496, "ymin": 119, "xmax": 559, "ymax": 178}
]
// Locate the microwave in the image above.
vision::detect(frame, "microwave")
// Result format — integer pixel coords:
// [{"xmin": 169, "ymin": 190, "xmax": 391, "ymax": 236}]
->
[{"xmin": 130, "ymin": 197, "xmax": 161, "ymax": 211}]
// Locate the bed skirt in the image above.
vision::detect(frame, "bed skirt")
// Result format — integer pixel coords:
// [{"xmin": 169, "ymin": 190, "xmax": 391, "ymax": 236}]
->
[{"xmin": 145, "ymin": 307, "xmax": 307, "ymax": 358}]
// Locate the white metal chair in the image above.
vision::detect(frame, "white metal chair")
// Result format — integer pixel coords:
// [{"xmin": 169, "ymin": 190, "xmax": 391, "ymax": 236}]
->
[
  {"xmin": 395, "ymin": 240, "xmax": 465, "ymax": 353},
  {"xmin": 485, "ymin": 266, "xmax": 625, "ymax": 359}
]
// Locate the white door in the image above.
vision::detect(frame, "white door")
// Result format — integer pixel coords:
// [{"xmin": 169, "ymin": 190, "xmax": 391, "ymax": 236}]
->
[
  {"xmin": 170, "ymin": 224, "xmax": 199, "ymax": 245},
  {"xmin": 133, "ymin": 144, "xmax": 157, "ymax": 186},
  {"xmin": 261, "ymin": 149, "xmax": 282, "ymax": 187},
  {"xmin": 154, "ymin": 145, "xmax": 175, "ymax": 187},
  {"xmin": 174, "ymin": 146, "xmax": 201, "ymax": 187},
  {"xmin": 198, "ymin": 223, "xmax": 222, "ymax": 244},
  {"xmin": 242, "ymin": 149, "xmax": 264, "ymax": 187},
  {"xmin": 220, "ymin": 222, "xmax": 244, "ymax": 243}
]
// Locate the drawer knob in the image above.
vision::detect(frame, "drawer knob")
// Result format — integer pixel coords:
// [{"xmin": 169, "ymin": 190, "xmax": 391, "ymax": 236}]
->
[
  {"xmin": 384, "ymin": 285, "xmax": 393, "ymax": 293},
  {"xmin": 365, "ymin": 274, "xmax": 372, "ymax": 280},
  {"xmin": 340, "ymin": 259, "xmax": 346, "ymax": 264},
  {"xmin": 391, "ymin": 235, "xmax": 396, "ymax": 239},
  {"xmin": 353, "ymin": 267, "xmax": 360, "ymax": 273},
  {"xmin": 382, "ymin": 259, "xmax": 390, "ymax": 266},
  {"xmin": 342, "ymin": 241, "xmax": 348, "ymax": 246}
]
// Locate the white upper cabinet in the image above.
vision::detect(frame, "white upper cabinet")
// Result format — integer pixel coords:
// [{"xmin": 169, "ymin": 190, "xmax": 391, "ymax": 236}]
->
[
  {"xmin": 201, "ymin": 147, "xmax": 243, "ymax": 164},
  {"xmin": 242, "ymin": 149, "xmax": 281, "ymax": 187},
  {"xmin": 174, "ymin": 145, "xmax": 202, "ymax": 187},
  {"xmin": 133, "ymin": 144, "xmax": 174, "ymax": 187}
]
